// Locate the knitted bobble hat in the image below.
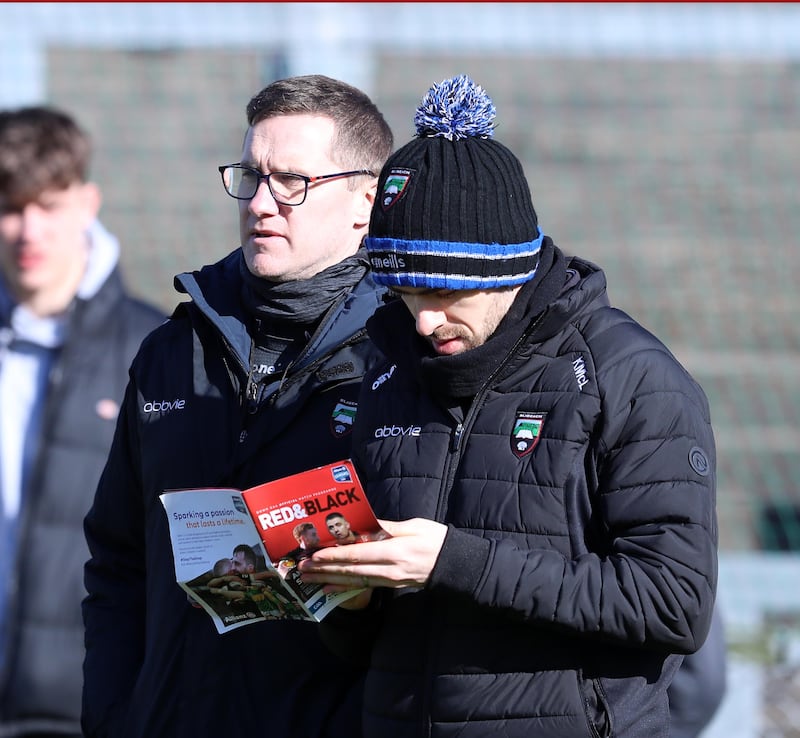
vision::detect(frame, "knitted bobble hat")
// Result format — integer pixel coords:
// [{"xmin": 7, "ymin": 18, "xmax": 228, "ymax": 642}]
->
[{"xmin": 365, "ymin": 74, "xmax": 543, "ymax": 290}]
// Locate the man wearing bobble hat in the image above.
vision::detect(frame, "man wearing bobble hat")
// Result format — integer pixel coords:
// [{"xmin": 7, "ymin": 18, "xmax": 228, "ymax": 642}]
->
[{"xmin": 299, "ymin": 75, "xmax": 718, "ymax": 738}]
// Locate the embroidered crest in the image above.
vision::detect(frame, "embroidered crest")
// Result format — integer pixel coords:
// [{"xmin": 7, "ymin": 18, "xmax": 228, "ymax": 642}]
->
[
  {"xmin": 330, "ymin": 399, "xmax": 358, "ymax": 437},
  {"xmin": 511, "ymin": 411, "xmax": 546, "ymax": 458},
  {"xmin": 381, "ymin": 168, "xmax": 413, "ymax": 211}
]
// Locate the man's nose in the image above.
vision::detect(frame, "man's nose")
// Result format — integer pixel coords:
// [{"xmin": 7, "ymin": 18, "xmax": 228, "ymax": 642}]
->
[
  {"xmin": 414, "ymin": 307, "xmax": 447, "ymax": 337},
  {"xmin": 16, "ymin": 204, "xmax": 47, "ymax": 242},
  {"xmin": 247, "ymin": 180, "xmax": 280, "ymax": 216}
]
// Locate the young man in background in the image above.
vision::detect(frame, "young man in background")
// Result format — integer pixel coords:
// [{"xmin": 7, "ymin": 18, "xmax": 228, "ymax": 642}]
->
[{"xmin": 0, "ymin": 106, "xmax": 164, "ymax": 737}]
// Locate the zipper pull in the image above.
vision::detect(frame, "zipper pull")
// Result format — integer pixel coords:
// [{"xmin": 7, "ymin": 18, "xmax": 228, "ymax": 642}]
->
[
  {"xmin": 451, "ymin": 422, "xmax": 464, "ymax": 452},
  {"xmin": 245, "ymin": 377, "xmax": 259, "ymax": 414}
]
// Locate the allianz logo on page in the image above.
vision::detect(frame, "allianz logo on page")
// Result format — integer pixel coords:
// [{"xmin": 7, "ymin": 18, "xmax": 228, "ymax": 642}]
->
[
  {"xmin": 374, "ymin": 424, "xmax": 421, "ymax": 438},
  {"xmin": 142, "ymin": 398, "xmax": 186, "ymax": 413}
]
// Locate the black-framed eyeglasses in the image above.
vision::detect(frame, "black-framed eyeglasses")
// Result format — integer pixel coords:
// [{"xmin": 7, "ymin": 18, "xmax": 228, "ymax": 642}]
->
[{"xmin": 218, "ymin": 164, "xmax": 375, "ymax": 206}]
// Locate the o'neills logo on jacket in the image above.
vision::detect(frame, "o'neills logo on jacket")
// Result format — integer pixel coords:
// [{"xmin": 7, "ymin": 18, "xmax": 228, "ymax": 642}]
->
[{"xmin": 370, "ymin": 253, "xmax": 406, "ymax": 271}]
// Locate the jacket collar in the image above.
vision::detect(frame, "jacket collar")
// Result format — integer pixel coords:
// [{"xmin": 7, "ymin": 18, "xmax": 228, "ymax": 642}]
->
[{"xmin": 174, "ymin": 249, "xmax": 386, "ymax": 373}]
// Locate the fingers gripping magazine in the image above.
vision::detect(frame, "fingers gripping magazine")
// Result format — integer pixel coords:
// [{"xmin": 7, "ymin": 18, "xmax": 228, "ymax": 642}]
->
[{"xmin": 160, "ymin": 459, "xmax": 388, "ymax": 633}]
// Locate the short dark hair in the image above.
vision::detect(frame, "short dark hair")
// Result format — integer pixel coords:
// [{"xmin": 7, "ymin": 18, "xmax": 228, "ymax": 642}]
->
[
  {"xmin": 232, "ymin": 543, "xmax": 256, "ymax": 568},
  {"xmin": 246, "ymin": 74, "xmax": 393, "ymax": 176},
  {"xmin": 0, "ymin": 105, "xmax": 91, "ymax": 204}
]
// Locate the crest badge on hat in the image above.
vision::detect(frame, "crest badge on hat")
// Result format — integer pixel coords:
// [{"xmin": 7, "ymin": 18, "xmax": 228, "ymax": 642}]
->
[
  {"xmin": 511, "ymin": 411, "xmax": 546, "ymax": 458},
  {"xmin": 381, "ymin": 168, "xmax": 413, "ymax": 211},
  {"xmin": 366, "ymin": 75, "xmax": 544, "ymax": 290}
]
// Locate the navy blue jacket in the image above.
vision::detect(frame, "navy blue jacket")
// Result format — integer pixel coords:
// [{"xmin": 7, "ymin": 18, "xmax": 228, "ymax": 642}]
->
[
  {"xmin": 324, "ymin": 250, "xmax": 718, "ymax": 738},
  {"xmin": 0, "ymin": 269, "xmax": 163, "ymax": 735},
  {"xmin": 82, "ymin": 250, "xmax": 386, "ymax": 738}
]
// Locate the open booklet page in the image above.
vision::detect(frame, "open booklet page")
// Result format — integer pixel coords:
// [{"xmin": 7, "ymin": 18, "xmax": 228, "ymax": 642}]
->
[{"xmin": 160, "ymin": 460, "xmax": 387, "ymax": 633}]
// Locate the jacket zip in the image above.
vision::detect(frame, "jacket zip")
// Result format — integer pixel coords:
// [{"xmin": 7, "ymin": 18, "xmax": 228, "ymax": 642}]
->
[
  {"xmin": 209, "ymin": 290, "xmax": 369, "ymax": 452},
  {"xmin": 435, "ymin": 311, "xmax": 547, "ymax": 521},
  {"xmin": 237, "ymin": 290, "xmax": 366, "ymax": 415},
  {"xmin": 264, "ymin": 328, "xmax": 368, "ymax": 408},
  {"xmin": 238, "ymin": 328, "xmax": 369, "ymax": 452},
  {"xmin": 424, "ymin": 312, "xmax": 549, "ymax": 731}
]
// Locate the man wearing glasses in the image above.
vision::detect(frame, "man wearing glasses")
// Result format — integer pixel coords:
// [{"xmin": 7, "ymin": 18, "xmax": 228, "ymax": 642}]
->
[{"xmin": 82, "ymin": 75, "xmax": 393, "ymax": 738}]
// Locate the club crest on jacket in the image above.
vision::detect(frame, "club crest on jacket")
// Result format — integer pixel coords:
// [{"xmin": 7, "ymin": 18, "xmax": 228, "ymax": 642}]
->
[
  {"xmin": 511, "ymin": 411, "xmax": 546, "ymax": 458},
  {"xmin": 331, "ymin": 400, "xmax": 358, "ymax": 437}
]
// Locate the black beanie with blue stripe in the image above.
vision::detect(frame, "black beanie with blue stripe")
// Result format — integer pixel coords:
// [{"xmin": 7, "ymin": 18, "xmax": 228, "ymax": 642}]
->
[{"xmin": 365, "ymin": 74, "xmax": 542, "ymax": 290}]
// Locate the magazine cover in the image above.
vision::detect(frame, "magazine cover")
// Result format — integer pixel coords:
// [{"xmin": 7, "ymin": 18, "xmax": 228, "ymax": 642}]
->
[
  {"xmin": 160, "ymin": 460, "xmax": 387, "ymax": 633},
  {"xmin": 243, "ymin": 459, "xmax": 387, "ymax": 564}
]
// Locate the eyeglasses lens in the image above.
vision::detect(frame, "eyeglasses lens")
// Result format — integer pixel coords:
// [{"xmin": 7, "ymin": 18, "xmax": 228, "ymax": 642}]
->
[
  {"xmin": 222, "ymin": 167, "xmax": 308, "ymax": 205},
  {"xmin": 268, "ymin": 173, "xmax": 307, "ymax": 205},
  {"xmin": 223, "ymin": 167, "xmax": 257, "ymax": 200}
]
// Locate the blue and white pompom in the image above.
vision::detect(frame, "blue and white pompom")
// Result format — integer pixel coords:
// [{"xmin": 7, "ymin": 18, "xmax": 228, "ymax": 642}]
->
[{"xmin": 414, "ymin": 74, "xmax": 496, "ymax": 141}]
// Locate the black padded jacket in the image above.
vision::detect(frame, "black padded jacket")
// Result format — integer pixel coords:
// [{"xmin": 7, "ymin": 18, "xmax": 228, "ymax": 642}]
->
[
  {"xmin": 82, "ymin": 249, "xmax": 387, "ymax": 738},
  {"xmin": 0, "ymin": 269, "xmax": 163, "ymax": 736},
  {"xmin": 323, "ymin": 248, "xmax": 718, "ymax": 738}
]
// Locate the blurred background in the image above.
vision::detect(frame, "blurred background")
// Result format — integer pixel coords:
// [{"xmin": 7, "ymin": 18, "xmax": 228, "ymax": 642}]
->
[{"xmin": 1, "ymin": 3, "xmax": 798, "ymax": 735}]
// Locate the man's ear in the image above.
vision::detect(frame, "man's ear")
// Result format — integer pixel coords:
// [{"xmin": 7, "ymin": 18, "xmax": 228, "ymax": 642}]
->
[
  {"xmin": 353, "ymin": 178, "xmax": 377, "ymax": 229},
  {"xmin": 80, "ymin": 181, "xmax": 102, "ymax": 224}
]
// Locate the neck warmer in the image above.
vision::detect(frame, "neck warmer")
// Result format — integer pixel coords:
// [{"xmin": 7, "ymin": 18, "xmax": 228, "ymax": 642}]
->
[
  {"xmin": 415, "ymin": 240, "xmax": 567, "ymax": 399},
  {"xmin": 239, "ymin": 249, "xmax": 369, "ymax": 338}
]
